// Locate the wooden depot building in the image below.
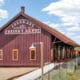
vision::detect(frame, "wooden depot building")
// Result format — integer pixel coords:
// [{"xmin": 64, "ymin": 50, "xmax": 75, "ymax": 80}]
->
[{"xmin": 0, "ymin": 7, "xmax": 78, "ymax": 66}]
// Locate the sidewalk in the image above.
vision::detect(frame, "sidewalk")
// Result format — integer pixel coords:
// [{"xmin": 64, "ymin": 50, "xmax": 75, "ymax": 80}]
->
[
  {"xmin": 15, "ymin": 57, "xmax": 80, "ymax": 80},
  {"xmin": 14, "ymin": 63, "xmax": 59, "ymax": 80}
]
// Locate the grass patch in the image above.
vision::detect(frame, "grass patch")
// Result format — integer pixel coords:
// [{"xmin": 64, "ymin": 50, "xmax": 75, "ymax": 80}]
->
[
  {"xmin": 67, "ymin": 72, "xmax": 74, "ymax": 76},
  {"xmin": 51, "ymin": 65, "xmax": 80, "ymax": 80}
]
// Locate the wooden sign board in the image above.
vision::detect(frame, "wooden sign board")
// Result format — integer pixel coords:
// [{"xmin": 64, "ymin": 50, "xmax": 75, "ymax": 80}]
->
[{"xmin": 4, "ymin": 19, "xmax": 41, "ymax": 34}]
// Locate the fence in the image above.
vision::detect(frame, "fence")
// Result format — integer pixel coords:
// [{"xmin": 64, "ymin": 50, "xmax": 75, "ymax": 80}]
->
[{"xmin": 35, "ymin": 57, "xmax": 80, "ymax": 80}]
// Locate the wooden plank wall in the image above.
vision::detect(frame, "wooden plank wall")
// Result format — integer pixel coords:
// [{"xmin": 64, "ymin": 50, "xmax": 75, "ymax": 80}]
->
[{"xmin": 0, "ymin": 28, "xmax": 51, "ymax": 66}]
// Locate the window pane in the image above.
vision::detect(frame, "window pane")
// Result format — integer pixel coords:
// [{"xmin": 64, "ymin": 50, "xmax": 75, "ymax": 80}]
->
[
  {"xmin": 31, "ymin": 50, "xmax": 35, "ymax": 59},
  {"xmin": 30, "ymin": 49, "xmax": 36, "ymax": 60},
  {"xmin": 14, "ymin": 51, "xmax": 17, "ymax": 59},
  {"xmin": 0, "ymin": 53, "xmax": 2, "ymax": 59},
  {"xmin": 12, "ymin": 49, "xmax": 18, "ymax": 61},
  {"xmin": 0, "ymin": 50, "xmax": 3, "ymax": 60}
]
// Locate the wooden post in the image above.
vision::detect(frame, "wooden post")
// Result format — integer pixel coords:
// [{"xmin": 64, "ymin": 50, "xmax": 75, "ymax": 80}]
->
[
  {"xmin": 65, "ymin": 46, "xmax": 67, "ymax": 60},
  {"xmin": 62, "ymin": 46, "xmax": 65, "ymax": 59},
  {"xmin": 40, "ymin": 42, "xmax": 44, "ymax": 80},
  {"xmin": 51, "ymin": 43, "xmax": 53, "ymax": 62},
  {"xmin": 58, "ymin": 45, "xmax": 60, "ymax": 62}
]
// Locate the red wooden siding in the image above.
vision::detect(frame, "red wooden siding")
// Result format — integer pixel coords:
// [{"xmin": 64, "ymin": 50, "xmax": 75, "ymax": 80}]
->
[{"xmin": 0, "ymin": 17, "xmax": 51, "ymax": 66}]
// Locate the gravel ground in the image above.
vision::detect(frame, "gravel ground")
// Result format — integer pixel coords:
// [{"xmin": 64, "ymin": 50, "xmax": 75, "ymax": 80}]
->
[{"xmin": 0, "ymin": 67, "xmax": 37, "ymax": 80}]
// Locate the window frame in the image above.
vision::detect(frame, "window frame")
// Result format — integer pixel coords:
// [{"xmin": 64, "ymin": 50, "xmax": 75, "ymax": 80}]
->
[
  {"xmin": 30, "ymin": 48, "xmax": 36, "ymax": 60},
  {"xmin": 12, "ymin": 49, "xmax": 18, "ymax": 61},
  {"xmin": 0, "ymin": 49, "xmax": 3, "ymax": 60}
]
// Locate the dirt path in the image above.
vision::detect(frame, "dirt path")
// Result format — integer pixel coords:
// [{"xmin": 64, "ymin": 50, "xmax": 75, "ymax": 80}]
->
[{"xmin": 0, "ymin": 67, "xmax": 37, "ymax": 80}]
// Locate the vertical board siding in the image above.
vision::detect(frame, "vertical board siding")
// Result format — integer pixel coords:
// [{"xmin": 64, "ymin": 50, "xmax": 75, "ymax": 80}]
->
[{"xmin": 0, "ymin": 18, "xmax": 51, "ymax": 67}]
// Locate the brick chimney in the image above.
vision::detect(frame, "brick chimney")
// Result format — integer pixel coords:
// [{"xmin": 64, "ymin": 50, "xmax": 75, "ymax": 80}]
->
[{"xmin": 21, "ymin": 6, "xmax": 25, "ymax": 13}]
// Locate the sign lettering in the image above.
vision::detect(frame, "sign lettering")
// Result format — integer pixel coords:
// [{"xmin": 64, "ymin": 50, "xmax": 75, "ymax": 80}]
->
[{"xmin": 5, "ymin": 19, "xmax": 41, "ymax": 34}]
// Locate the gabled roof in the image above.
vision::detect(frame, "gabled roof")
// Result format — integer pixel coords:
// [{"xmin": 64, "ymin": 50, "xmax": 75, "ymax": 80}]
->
[{"xmin": 0, "ymin": 7, "xmax": 79, "ymax": 46}]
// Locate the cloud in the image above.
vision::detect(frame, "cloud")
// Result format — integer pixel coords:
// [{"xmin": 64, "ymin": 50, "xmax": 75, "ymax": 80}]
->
[
  {"xmin": 42, "ymin": 0, "xmax": 80, "ymax": 27},
  {"xmin": 72, "ymin": 35, "xmax": 80, "ymax": 44},
  {"xmin": 0, "ymin": 0, "xmax": 4, "ymax": 5},
  {"xmin": 42, "ymin": 0, "xmax": 80, "ymax": 43},
  {"xmin": 43, "ymin": 21, "xmax": 60, "ymax": 28},
  {"xmin": 0, "ymin": 9, "xmax": 8, "ymax": 20},
  {"xmin": 0, "ymin": 0, "xmax": 8, "ymax": 20},
  {"xmin": 67, "ymin": 26, "xmax": 80, "ymax": 32}
]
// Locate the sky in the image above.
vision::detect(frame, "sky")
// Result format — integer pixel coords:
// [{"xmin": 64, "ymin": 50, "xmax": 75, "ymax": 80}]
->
[{"xmin": 0, "ymin": 0, "xmax": 80, "ymax": 44}]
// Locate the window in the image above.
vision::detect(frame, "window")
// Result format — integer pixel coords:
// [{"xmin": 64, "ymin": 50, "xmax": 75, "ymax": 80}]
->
[
  {"xmin": 0, "ymin": 49, "xmax": 3, "ymax": 60},
  {"xmin": 30, "ymin": 48, "xmax": 36, "ymax": 60},
  {"xmin": 12, "ymin": 49, "xmax": 18, "ymax": 61}
]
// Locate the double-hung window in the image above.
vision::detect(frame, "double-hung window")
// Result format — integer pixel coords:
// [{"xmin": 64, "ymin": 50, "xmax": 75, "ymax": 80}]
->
[
  {"xmin": 30, "ymin": 48, "xmax": 36, "ymax": 60},
  {"xmin": 12, "ymin": 49, "xmax": 18, "ymax": 61},
  {"xmin": 0, "ymin": 49, "xmax": 3, "ymax": 60}
]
